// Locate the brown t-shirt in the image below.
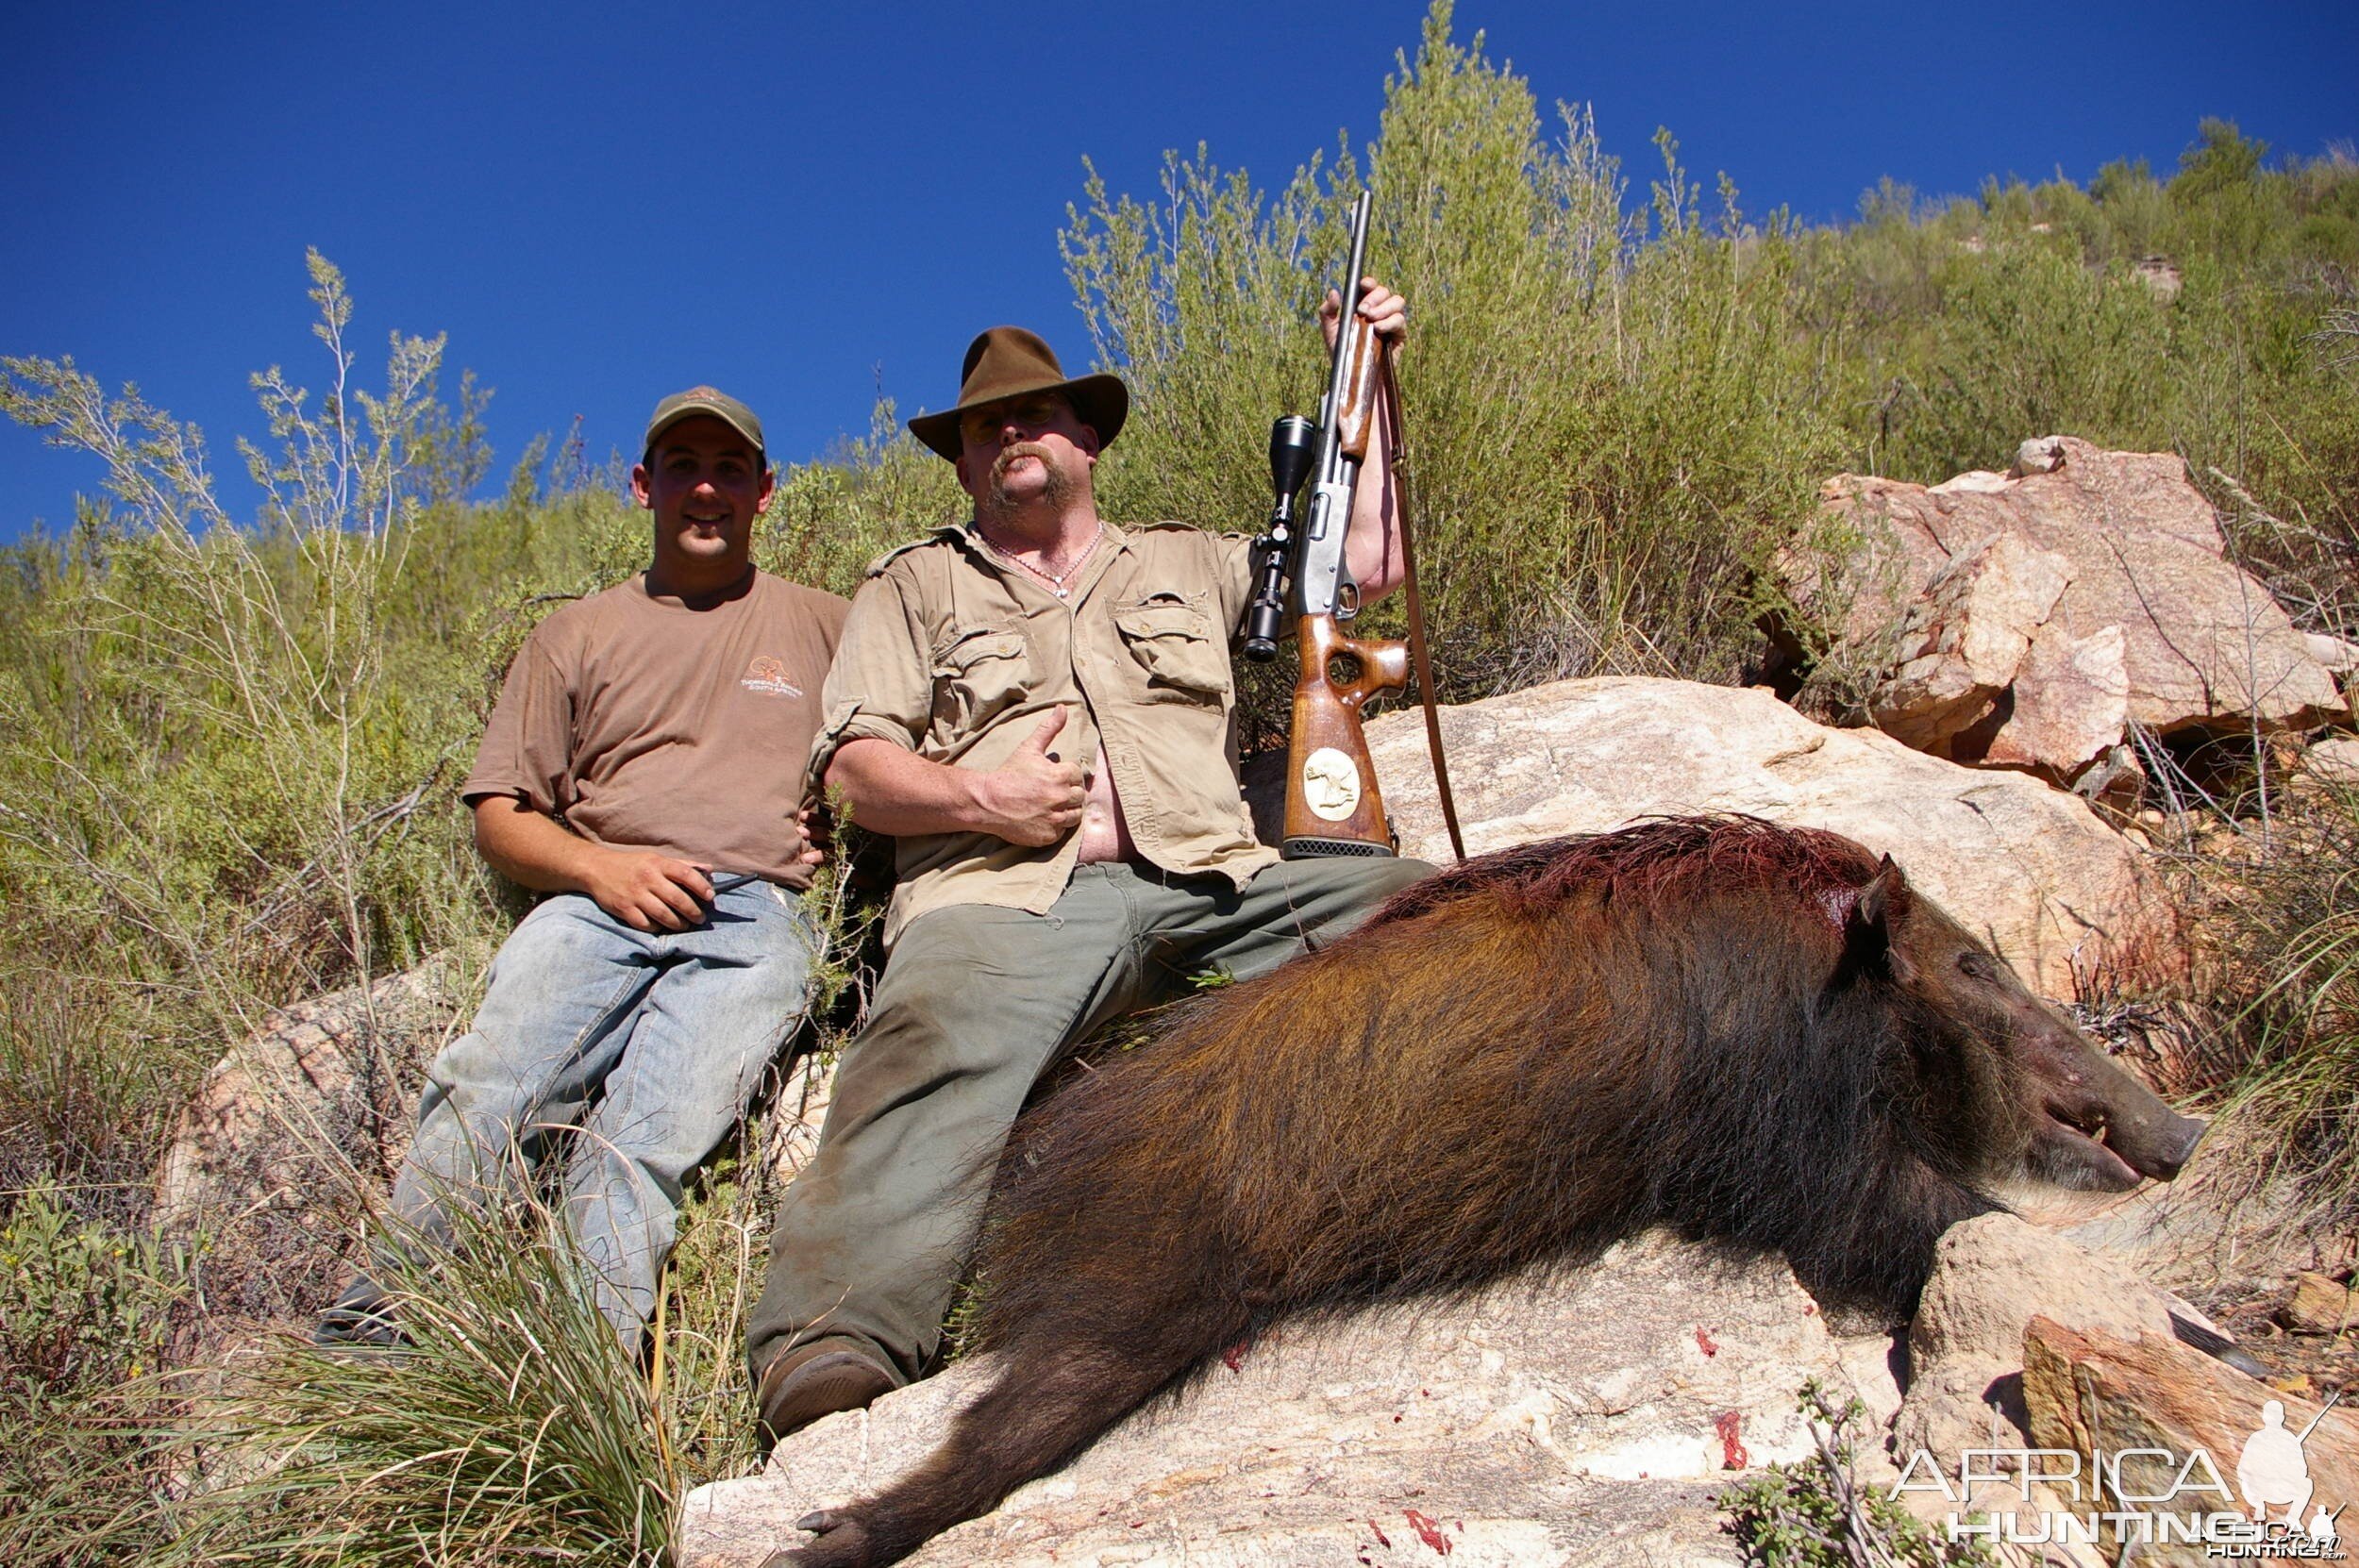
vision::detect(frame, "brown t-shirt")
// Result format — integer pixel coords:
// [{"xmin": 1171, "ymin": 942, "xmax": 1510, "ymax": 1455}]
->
[{"xmin": 462, "ymin": 570, "xmax": 850, "ymax": 890}]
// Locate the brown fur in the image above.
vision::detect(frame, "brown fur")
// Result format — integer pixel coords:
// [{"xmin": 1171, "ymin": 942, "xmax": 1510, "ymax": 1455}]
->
[{"xmin": 783, "ymin": 816, "xmax": 2200, "ymax": 1567}]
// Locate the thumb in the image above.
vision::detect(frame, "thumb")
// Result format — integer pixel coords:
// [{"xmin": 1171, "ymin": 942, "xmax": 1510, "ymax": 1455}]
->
[{"xmin": 1018, "ymin": 707, "xmax": 1068, "ymax": 756}]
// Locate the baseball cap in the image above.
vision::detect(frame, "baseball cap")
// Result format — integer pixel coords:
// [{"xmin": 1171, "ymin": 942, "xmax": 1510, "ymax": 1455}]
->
[{"xmin": 644, "ymin": 387, "xmax": 765, "ymax": 460}]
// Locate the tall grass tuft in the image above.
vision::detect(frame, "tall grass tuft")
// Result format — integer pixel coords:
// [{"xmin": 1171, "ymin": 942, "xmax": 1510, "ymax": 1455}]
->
[
  {"xmin": 2196, "ymin": 782, "xmax": 2359, "ymax": 1241},
  {"xmin": 152, "ymin": 1222, "xmax": 673, "ymax": 1565}
]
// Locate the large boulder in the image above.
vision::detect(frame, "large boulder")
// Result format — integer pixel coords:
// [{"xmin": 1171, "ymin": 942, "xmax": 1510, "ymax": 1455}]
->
[
  {"xmin": 151, "ymin": 959, "xmax": 469, "ymax": 1327},
  {"xmin": 1302, "ymin": 676, "xmax": 2181, "ymax": 998},
  {"xmin": 1789, "ymin": 438, "xmax": 2347, "ymax": 781},
  {"xmin": 678, "ymin": 1233, "xmax": 1902, "ymax": 1568},
  {"xmin": 151, "ymin": 952, "xmax": 835, "ymax": 1346}
]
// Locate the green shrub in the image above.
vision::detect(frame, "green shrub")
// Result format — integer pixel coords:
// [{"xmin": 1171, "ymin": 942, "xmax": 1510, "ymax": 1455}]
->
[
  {"xmin": 1720, "ymin": 1381, "xmax": 1994, "ymax": 1567},
  {"xmin": 0, "ymin": 1184, "xmax": 188, "ymax": 1565}
]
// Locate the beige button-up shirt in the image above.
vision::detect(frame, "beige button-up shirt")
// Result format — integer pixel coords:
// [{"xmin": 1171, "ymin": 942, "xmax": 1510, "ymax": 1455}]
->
[{"xmin": 811, "ymin": 520, "xmax": 1280, "ymax": 944}]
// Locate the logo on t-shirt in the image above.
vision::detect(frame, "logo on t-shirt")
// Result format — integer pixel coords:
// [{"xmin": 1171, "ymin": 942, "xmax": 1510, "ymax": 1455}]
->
[{"xmin": 741, "ymin": 657, "xmax": 804, "ymax": 699}]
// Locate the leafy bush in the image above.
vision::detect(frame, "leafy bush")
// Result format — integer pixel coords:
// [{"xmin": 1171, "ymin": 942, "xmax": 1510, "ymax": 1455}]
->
[
  {"xmin": 0, "ymin": 1184, "xmax": 187, "ymax": 1564},
  {"xmin": 1720, "ymin": 1381, "xmax": 1994, "ymax": 1567}
]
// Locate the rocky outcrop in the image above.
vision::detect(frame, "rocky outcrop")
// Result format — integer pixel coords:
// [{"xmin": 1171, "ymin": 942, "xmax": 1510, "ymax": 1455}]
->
[
  {"xmin": 150, "ymin": 954, "xmax": 835, "ymax": 1344},
  {"xmin": 1894, "ymin": 1214, "xmax": 2186, "ymax": 1460},
  {"xmin": 2023, "ymin": 1319, "xmax": 2358, "ymax": 1564},
  {"xmin": 678, "ymin": 1234, "xmax": 1902, "ymax": 1568},
  {"xmin": 1790, "ymin": 437, "xmax": 2347, "ymax": 783},
  {"xmin": 1308, "ymin": 676, "xmax": 2180, "ymax": 998}
]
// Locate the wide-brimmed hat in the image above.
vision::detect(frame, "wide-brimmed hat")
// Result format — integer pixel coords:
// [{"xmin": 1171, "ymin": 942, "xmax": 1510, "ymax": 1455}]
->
[
  {"xmin": 907, "ymin": 327, "xmax": 1128, "ymax": 460},
  {"xmin": 644, "ymin": 386, "xmax": 765, "ymax": 461}
]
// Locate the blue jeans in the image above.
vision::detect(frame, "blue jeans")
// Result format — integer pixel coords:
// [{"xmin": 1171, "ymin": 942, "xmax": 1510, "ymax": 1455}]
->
[{"xmin": 386, "ymin": 876, "xmax": 819, "ymax": 1336}]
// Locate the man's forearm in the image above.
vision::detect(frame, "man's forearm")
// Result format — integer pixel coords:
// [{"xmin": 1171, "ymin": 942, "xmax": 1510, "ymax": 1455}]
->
[
  {"xmin": 1345, "ymin": 378, "xmax": 1405, "ymax": 603},
  {"xmin": 473, "ymin": 795, "xmax": 613, "ymax": 893},
  {"xmin": 827, "ymin": 739, "xmax": 1000, "ymax": 838}
]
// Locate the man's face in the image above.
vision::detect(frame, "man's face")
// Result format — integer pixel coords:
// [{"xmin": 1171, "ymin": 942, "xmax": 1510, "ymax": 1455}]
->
[
  {"xmin": 954, "ymin": 392, "xmax": 1100, "ymax": 514},
  {"xmin": 630, "ymin": 415, "xmax": 774, "ymax": 579}
]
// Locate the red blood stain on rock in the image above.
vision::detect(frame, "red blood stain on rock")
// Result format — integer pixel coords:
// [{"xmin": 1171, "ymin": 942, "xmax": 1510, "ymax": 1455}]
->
[
  {"xmin": 1405, "ymin": 1509, "xmax": 1451, "ymax": 1554},
  {"xmin": 1694, "ymin": 1326, "xmax": 1719, "ymax": 1357},
  {"xmin": 1366, "ymin": 1518, "xmax": 1393, "ymax": 1548},
  {"xmin": 1221, "ymin": 1340, "xmax": 1248, "ymax": 1373},
  {"xmin": 1715, "ymin": 1409, "xmax": 1749, "ymax": 1470}
]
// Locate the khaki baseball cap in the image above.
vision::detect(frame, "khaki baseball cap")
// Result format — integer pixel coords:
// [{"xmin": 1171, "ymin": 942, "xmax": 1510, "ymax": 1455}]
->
[{"xmin": 644, "ymin": 386, "xmax": 766, "ymax": 461}]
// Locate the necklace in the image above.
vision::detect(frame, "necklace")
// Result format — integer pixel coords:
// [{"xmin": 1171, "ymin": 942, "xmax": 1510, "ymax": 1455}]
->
[{"xmin": 978, "ymin": 520, "xmax": 1104, "ymax": 600}]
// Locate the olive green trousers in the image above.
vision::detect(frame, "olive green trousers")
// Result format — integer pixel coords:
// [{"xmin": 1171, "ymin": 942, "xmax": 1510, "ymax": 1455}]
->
[{"xmin": 745, "ymin": 853, "xmax": 1430, "ymax": 1384}]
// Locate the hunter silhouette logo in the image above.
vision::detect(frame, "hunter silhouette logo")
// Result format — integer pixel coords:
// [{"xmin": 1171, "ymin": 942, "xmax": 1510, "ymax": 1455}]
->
[
  {"xmin": 2240, "ymin": 1395, "xmax": 2344, "ymax": 1543},
  {"xmin": 741, "ymin": 657, "xmax": 803, "ymax": 699},
  {"xmin": 1894, "ymin": 1387, "xmax": 2348, "ymax": 1558}
]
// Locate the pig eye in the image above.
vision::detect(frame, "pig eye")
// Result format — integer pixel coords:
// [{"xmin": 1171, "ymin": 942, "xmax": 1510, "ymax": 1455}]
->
[{"xmin": 1956, "ymin": 951, "xmax": 1996, "ymax": 981}]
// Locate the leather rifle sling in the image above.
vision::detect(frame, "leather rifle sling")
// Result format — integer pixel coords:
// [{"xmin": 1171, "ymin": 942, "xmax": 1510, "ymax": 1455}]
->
[{"xmin": 1377, "ymin": 349, "xmax": 1465, "ymax": 864}]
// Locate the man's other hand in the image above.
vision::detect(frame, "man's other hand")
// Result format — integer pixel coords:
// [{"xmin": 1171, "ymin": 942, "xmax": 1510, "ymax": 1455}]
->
[
  {"xmin": 582, "ymin": 848, "xmax": 714, "ymax": 932},
  {"xmin": 972, "ymin": 708, "xmax": 1088, "ymax": 847},
  {"xmin": 792, "ymin": 805, "xmax": 829, "ymax": 872},
  {"xmin": 1320, "ymin": 276, "xmax": 1408, "ymax": 351}
]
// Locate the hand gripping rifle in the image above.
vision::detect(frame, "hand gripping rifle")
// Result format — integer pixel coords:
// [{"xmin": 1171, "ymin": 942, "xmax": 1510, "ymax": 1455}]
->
[{"xmin": 1240, "ymin": 190, "xmax": 1464, "ymax": 862}]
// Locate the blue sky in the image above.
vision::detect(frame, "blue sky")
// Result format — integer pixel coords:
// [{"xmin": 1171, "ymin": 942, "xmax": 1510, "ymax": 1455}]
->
[{"xmin": 4, "ymin": 0, "xmax": 2353, "ymax": 544}]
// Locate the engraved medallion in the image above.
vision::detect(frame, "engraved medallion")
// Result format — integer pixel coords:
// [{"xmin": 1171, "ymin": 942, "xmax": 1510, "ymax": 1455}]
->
[{"xmin": 1302, "ymin": 746, "xmax": 1362, "ymax": 822}]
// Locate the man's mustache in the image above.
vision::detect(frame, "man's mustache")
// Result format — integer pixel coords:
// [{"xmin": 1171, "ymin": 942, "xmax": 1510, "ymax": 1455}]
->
[{"xmin": 992, "ymin": 442, "xmax": 1055, "ymax": 481}]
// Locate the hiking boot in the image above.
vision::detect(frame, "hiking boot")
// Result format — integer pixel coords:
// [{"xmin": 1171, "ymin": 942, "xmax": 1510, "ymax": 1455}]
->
[
  {"xmin": 755, "ymin": 1336, "xmax": 901, "ymax": 1448},
  {"xmin": 314, "ymin": 1277, "xmax": 408, "ymax": 1350}
]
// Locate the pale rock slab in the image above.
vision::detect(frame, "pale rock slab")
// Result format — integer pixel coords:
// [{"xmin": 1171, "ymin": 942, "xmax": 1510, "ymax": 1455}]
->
[
  {"xmin": 1894, "ymin": 1213, "xmax": 2182, "ymax": 1462},
  {"xmin": 1983, "ymin": 623, "xmax": 2130, "ymax": 773},
  {"xmin": 1868, "ymin": 532, "xmax": 2072, "ymax": 750},
  {"xmin": 1331, "ymin": 676, "xmax": 2179, "ymax": 998},
  {"xmin": 2300, "ymin": 735, "xmax": 2359, "ymax": 786},
  {"xmin": 678, "ymin": 1233, "xmax": 1899, "ymax": 1568}
]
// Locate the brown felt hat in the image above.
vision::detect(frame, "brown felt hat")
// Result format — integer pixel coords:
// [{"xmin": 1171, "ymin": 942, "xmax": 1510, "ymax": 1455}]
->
[
  {"xmin": 906, "ymin": 326, "xmax": 1129, "ymax": 460},
  {"xmin": 644, "ymin": 386, "xmax": 766, "ymax": 462}
]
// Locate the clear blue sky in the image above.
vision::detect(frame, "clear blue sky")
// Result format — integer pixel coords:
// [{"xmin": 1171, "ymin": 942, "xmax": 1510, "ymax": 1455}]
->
[{"xmin": 5, "ymin": 0, "xmax": 2352, "ymax": 544}]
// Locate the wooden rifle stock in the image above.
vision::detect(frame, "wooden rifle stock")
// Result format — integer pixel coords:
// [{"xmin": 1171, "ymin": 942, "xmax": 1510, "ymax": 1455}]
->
[{"xmin": 1282, "ymin": 611, "xmax": 1409, "ymax": 855}]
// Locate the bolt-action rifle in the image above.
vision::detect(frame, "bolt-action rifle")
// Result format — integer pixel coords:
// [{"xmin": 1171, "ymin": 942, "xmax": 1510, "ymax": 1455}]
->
[{"xmin": 1240, "ymin": 190, "xmax": 1462, "ymax": 862}]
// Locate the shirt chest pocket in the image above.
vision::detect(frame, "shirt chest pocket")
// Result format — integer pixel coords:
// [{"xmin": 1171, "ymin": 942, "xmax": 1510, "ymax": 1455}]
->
[
  {"xmin": 929, "ymin": 625, "xmax": 1033, "ymax": 740},
  {"xmin": 1112, "ymin": 598, "xmax": 1230, "ymax": 706}
]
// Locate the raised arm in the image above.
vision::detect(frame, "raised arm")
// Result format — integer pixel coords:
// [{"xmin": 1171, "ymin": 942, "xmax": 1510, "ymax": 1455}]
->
[{"xmin": 1319, "ymin": 276, "xmax": 1411, "ymax": 603}]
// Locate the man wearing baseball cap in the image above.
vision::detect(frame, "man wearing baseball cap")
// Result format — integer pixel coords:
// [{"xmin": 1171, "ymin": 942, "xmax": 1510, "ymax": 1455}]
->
[
  {"xmin": 743, "ymin": 284, "xmax": 1431, "ymax": 1442},
  {"xmin": 319, "ymin": 388, "xmax": 850, "ymax": 1348}
]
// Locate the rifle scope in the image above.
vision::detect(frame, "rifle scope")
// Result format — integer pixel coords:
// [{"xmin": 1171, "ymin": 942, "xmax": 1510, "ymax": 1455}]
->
[{"xmin": 1241, "ymin": 414, "xmax": 1318, "ymax": 661}]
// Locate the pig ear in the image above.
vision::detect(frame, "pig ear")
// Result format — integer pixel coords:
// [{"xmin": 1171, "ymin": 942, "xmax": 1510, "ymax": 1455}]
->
[{"xmin": 1848, "ymin": 858, "xmax": 1914, "ymax": 970}]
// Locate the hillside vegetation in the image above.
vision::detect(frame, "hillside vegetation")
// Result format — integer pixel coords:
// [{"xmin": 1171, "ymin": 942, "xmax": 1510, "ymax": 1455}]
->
[{"xmin": 2, "ymin": 4, "xmax": 2354, "ymax": 1561}]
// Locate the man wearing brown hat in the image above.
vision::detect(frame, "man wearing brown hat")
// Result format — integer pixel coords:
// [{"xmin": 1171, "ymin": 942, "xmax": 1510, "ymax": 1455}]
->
[
  {"xmin": 744, "ymin": 287, "xmax": 1430, "ymax": 1439},
  {"xmin": 318, "ymin": 389, "xmax": 850, "ymax": 1347}
]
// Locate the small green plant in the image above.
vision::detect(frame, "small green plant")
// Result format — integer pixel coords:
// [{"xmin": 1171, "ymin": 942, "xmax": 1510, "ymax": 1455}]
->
[
  {"xmin": 0, "ymin": 1184, "xmax": 188, "ymax": 1565},
  {"xmin": 1720, "ymin": 1380, "xmax": 1994, "ymax": 1568}
]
